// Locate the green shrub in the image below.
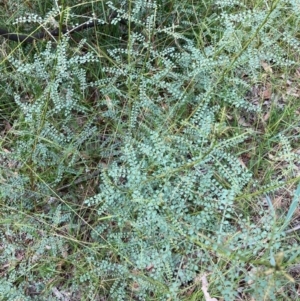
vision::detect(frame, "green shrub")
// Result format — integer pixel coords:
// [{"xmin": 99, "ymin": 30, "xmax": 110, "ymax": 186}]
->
[{"xmin": 0, "ymin": 0, "xmax": 299, "ymax": 300}]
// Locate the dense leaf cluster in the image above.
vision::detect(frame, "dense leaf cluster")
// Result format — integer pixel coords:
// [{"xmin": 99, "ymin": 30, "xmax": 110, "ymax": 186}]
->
[{"xmin": 0, "ymin": 0, "xmax": 299, "ymax": 300}]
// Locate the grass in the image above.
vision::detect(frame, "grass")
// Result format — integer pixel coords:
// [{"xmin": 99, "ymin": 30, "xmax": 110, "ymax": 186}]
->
[{"xmin": 0, "ymin": 0, "xmax": 300, "ymax": 300}]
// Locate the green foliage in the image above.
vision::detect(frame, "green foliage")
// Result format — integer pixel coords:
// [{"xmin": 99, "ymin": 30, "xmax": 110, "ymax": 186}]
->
[
  {"xmin": 0, "ymin": 0, "xmax": 299, "ymax": 300},
  {"xmin": 1, "ymin": 38, "xmax": 98, "ymax": 205}
]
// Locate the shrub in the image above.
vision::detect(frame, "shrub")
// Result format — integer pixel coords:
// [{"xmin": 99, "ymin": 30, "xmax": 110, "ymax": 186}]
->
[{"xmin": 0, "ymin": 0, "xmax": 299, "ymax": 300}]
